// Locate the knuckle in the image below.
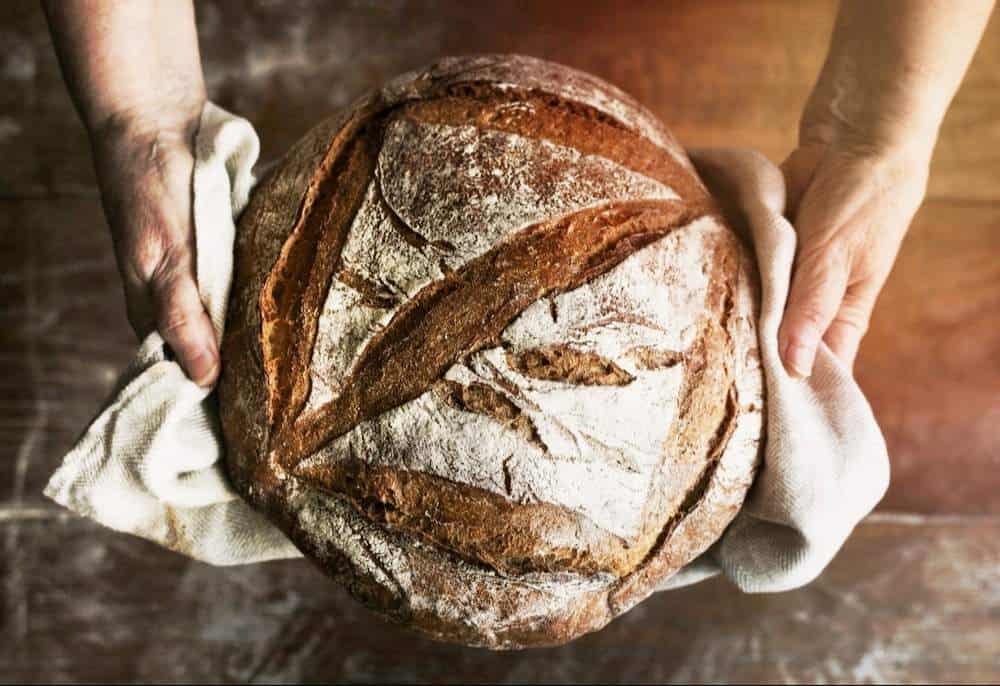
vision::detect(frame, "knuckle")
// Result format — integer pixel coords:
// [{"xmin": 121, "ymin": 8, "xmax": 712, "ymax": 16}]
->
[
  {"xmin": 147, "ymin": 254, "xmax": 196, "ymax": 307},
  {"xmin": 119, "ymin": 222, "xmax": 193, "ymax": 286},
  {"xmin": 793, "ymin": 304, "xmax": 832, "ymax": 332},
  {"xmin": 121, "ymin": 284, "xmax": 153, "ymax": 333},
  {"xmin": 123, "ymin": 232, "xmax": 168, "ymax": 284},
  {"xmin": 839, "ymin": 318, "xmax": 869, "ymax": 338},
  {"xmin": 154, "ymin": 291, "xmax": 200, "ymax": 340},
  {"xmin": 150, "ymin": 242, "xmax": 192, "ymax": 281},
  {"xmin": 789, "ymin": 280, "xmax": 841, "ymax": 329},
  {"xmin": 157, "ymin": 306, "xmax": 195, "ymax": 338},
  {"xmin": 834, "ymin": 303, "xmax": 872, "ymax": 336}
]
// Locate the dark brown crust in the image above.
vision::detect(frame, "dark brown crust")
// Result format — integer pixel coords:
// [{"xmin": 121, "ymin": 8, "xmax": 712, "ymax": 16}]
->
[
  {"xmin": 434, "ymin": 379, "xmax": 546, "ymax": 450},
  {"xmin": 220, "ymin": 54, "xmax": 763, "ymax": 649},
  {"xmin": 336, "ymin": 268, "xmax": 400, "ymax": 309},
  {"xmin": 504, "ymin": 345, "xmax": 636, "ymax": 386},
  {"xmin": 258, "ymin": 82, "xmax": 714, "ymax": 460},
  {"xmin": 400, "ymin": 89, "xmax": 709, "ymax": 202},
  {"xmin": 611, "ymin": 231, "xmax": 754, "ymax": 615},
  {"xmin": 629, "ymin": 346, "xmax": 686, "ymax": 370},
  {"xmin": 296, "ymin": 457, "xmax": 632, "ymax": 576},
  {"xmin": 282, "ymin": 199, "xmax": 704, "ymax": 465},
  {"xmin": 220, "ymin": 103, "xmax": 365, "ymax": 498},
  {"xmin": 271, "ymin": 485, "xmax": 619, "ymax": 648},
  {"xmin": 260, "ymin": 118, "xmax": 380, "ymax": 437},
  {"xmin": 290, "ymin": 223, "xmax": 741, "ymax": 582},
  {"xmin": 237, "ymin": 74, "xmax": 712, "ymax": 471}
]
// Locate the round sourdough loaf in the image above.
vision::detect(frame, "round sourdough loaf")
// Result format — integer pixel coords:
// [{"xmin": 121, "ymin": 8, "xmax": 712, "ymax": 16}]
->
[{"xmin": 219, "ymin": 54, "xmax": 765, "ymax": 649}]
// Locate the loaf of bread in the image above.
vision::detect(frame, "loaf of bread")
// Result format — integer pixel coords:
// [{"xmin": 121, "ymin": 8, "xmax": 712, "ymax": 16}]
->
[{"xmin": 219, "ymin": 54, "xmax": 764, "ymax": 649}]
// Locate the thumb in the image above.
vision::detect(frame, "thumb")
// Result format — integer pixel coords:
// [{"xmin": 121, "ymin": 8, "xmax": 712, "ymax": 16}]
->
[
  {"xmin": 778, "ymin": 244, "xmax": 849, "ymax": 379},
  {"xmin": 149, "ymin": 260, "xmax": 220, "ymax": 388},
  {"xmin": 780, "ymin": 144, "xmax": 824, "ymax": 220}
]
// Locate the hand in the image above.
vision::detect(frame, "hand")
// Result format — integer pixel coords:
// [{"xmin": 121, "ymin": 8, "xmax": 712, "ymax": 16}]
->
[
  {"xmin": 90, "ymin": 112, "xmax": 220, "ymax": 387},
  {"xmin": 774, "ymin": 0, "xmax": 994, "ymax": 378},
  {"xmin": 778, "ymin": 134, "xmax": 930, "ymax": 377}
]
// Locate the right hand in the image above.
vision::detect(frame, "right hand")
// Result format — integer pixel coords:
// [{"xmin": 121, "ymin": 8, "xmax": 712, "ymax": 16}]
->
[
  {"xmin": 90, "ymin": 112, "xmax": 220, "ymax": 387},
  {"xmin": 777, "ymin": 133, "xmax": 930, "ymax": 377}
]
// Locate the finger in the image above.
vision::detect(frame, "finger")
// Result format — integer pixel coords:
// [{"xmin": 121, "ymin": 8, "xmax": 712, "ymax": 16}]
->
[
  {"xmin": 823, "ymin": 285, "xmax": 877, "ymax": 368},
  {"xmin": 149, "ymin": 261, "xmax": 220, "ymax": 388},
  {"xmin": 778, "ymin": 244, "xmax": 850, "ymax": 379}
]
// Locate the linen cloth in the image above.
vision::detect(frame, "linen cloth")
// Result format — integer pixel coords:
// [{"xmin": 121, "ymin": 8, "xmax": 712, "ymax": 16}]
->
[
  {"xmin": 44, "ymin": 104, "xmax": 299, "ymax": 564},
  {"xmin": 45, "ymin": 105, "xmax": 889, "ymax": 590}
]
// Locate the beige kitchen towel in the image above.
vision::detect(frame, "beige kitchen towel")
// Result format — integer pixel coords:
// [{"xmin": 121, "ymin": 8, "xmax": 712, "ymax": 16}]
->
[
  {"xmin": 664, "ymin": 148, "xmax": 891, "ymax": 592},
  {"xmin": 44, "ymin": 105, "xmax": 888, "ymax": 590},
  {"xmin": 44, "ymin": 103, "xmax": 299, "ymax": 564}
]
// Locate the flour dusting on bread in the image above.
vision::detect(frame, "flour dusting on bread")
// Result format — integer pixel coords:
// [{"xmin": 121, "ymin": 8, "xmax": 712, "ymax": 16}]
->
[{"xmin": 219, "ymin": 54, "xmax": 764, "ymax": 649}]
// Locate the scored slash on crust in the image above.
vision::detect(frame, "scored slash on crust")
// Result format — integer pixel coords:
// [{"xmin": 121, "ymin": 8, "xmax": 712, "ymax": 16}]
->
[{"xmin": 219, "ymin": 55, "xmax": 764, "ymax": 649}]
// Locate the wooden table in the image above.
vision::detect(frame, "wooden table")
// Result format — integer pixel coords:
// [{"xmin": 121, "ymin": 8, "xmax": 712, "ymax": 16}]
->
[{"xmin": 2, "ymin": 1, "xmax": 998, "ymax": 682}]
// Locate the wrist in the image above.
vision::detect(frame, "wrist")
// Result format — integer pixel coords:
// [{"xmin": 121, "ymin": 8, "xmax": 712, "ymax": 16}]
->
[
  {"xmin": 800, "ymin": 59, "xmax": 947, "ymax": 163},
  {"xmin": 86, "ymin": 95, "xmax": 205, "ymax": 152},
  {"xmin": 798, "ymin": 91, "xmax": 939, "ymax": 168}
]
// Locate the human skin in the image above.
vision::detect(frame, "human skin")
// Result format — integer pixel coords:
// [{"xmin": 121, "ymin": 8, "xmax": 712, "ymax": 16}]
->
[
  {"xmin": 42, "ymin": 0, "xmax": 214, "ymax": 385},
  {"xmin": 43, "ymin": 0, "xmax": 994, "ymax": 384},
  {"xmin": 779, "ymin": 0, "xmax": 994, "ymax": 376}
]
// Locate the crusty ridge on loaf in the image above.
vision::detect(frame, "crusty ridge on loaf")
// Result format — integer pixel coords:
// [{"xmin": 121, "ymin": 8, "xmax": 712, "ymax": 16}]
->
[
  {"xmin": 219, "ymin": 54, "xmax": 764, "ymax": 649},
  {"xmin": 260, "ymin": 92, "xmax": 714, "ymax": 460}
]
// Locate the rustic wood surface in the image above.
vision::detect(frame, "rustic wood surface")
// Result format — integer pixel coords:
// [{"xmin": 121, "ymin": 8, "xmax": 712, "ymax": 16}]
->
[{"xmin": 1, "ymin": 0, "xmax": 998, "ymax": 683}]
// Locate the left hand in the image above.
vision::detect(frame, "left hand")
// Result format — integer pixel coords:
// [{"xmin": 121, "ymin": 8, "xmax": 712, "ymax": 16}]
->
[
  {"xmin": 89, "ymin": 110, "xmax": 220, "ymax": 388},
  {"xmin": 777, "ymin": 136, "xmax": 931, "ymax": 376}
]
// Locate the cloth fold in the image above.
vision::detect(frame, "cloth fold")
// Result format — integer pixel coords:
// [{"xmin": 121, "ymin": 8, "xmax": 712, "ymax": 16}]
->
[
  {"xmin": 668, "ymin": 149, "xmax": 890, "ymax": 592},
  {"xmin": 44, "ymin": 103, "xmax": 299, "ymax": 564},
  {"xmin": 45, "ymin": 105, "xmax": 889, "ymax": 590}
]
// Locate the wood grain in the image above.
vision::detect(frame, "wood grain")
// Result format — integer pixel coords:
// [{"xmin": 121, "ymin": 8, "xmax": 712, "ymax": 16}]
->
[
  {"xmin": 0, "ymin": 197, "xmax": 133, "ymax": 504},
  {"xmin": 858, "ymin": 199, "xmax": 1000, "ymax": 514},
  {"xmin": 1, "ymin": 0, "xmax": 998, "ymax": 681},
  {"xmin": 1, "ymin": 515, "xmax": 997, "ymax": 683}
]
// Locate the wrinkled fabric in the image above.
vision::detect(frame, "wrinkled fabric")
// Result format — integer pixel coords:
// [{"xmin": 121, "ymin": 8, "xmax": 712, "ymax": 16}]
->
[
  {"xmin": 662, "ymin": 149, "xmax": 889, "ymax": 592},
  {"xmin": 44, "ymin": 103, "xmax": 299, "ymax": 564},
  {"xmin": 45, "ymin": 108, "xmax": 888, "ymax": 591}
]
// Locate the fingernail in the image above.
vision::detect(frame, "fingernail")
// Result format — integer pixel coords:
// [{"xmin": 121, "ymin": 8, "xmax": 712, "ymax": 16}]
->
[
  {"xmin": 189, "ymin": 347, "xmax": 220, "ymax": 388},
  {"xmin": 784, "ymin": 341, "xmax": 814, "ymax": 379},
  {"xmin": 197, "ymin": 364, "xmax": 219, "ymax": 388}
]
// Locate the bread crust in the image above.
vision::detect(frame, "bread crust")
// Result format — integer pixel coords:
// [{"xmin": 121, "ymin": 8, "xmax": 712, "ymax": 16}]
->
[{"xmin": 219, "ymin": 55, "xmax": 764, "ymax": 649}]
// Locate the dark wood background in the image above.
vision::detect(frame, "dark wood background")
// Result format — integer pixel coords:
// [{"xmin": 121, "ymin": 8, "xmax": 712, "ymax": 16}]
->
[{"xmin": 2, "ymin": 1, "xmax": 998, "ymax": 682}]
